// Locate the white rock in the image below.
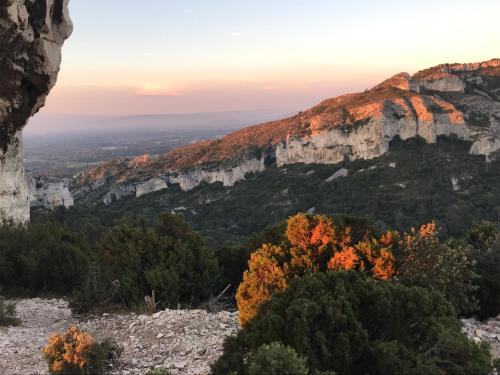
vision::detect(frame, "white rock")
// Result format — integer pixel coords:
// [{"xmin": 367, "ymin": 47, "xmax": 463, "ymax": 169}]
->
[
  {"xmin": 29, "ymin": 177, "xmax": 74, "ymax": 210},
  {"xmin": 0, "ymin": 133, "xmax": 30, "ymax": 224},
  {"xmin": 416, "ymin": 76, "xmax": 466, "ymax": 92},
  {"xmin": 175, "ymin": 362, "xmax": 186, "ymax": 369},
  {"xmin": 451, "ymin": 177, "xmax": 460, "ymax": 192},
  {"xmin": 275, "ymin": 113, "xmax": 470, "ymax": 168},
  {"xmin": 168, "ymin": 156, "xmax": 266, "ymax": 191},
  {"xmin": 326, "ymin": 168, "xmax": 349, "ymax": 182},
  {"xmin": 136, "ymin": 178, "xmax": 168, "ymax": 197}
]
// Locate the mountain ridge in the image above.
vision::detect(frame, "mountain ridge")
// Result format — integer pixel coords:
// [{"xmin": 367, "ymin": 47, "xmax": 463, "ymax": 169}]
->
[
  {"xmin": 158, "ymin": 58, "xmax": 500, "ymax": 169},
  {"xmin": 72, "ymin": 58, "xmax": 500, "ymax": 204}
]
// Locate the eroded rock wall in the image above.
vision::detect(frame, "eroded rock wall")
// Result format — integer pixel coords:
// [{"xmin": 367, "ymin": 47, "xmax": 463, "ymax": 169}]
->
[
  {"xmin": 29, "ymin": 176, "xmax": 74, "ymax": 211},
  {"xmin": 0, "ymin": 0, "xmax": 72, "ymax": 224},
  {"xmin": 0, "ymin": 131, "xmax": 29, "ymax": 223},
  {"xmin": 168, "ymin": 157, "xmax": 266, "ymax": 191},
  {"xmin": 276, "ymin": 113, "xmax": 469, "ymax": 166}
]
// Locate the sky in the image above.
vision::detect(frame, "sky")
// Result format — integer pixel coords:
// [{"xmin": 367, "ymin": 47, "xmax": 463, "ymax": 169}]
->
[{"xmin": 40, "ymin": 0, "xmax": 500, "ymax": 117}]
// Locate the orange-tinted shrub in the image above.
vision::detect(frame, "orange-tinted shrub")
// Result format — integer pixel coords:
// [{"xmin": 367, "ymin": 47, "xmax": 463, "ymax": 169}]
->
[
  {"xmin": 43, "ymin": 326, "xmax": 94, "ymax": 374},
  {"xmin": 236, "ymin": 245, "xmax": 288, "ymax": 326},
  {"xmin": 236, "ymin": 214, "xmax": 399, "ymax": 326},
  {"xmin": 43, "ymin": 326, "xmax": 120, "ymax": 375},
  {"xmin": 327, "ymin": 246, "xmax": 359, "ymax": 271}
]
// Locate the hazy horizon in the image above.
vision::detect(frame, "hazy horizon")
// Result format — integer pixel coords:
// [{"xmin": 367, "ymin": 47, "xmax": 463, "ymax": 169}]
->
[
  {"xmin": 25, "ymin": 109, "xmax": 297, "ymax": 137},
  {"xmin": 30, "ymin": 0, "xmax": 500, "ymax": 134}
]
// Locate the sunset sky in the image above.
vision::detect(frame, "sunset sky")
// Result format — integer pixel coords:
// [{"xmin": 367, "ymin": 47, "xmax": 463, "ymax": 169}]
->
[{"xmin": 41, "ymin": 0, "xmax": 500, "ymax": 116}]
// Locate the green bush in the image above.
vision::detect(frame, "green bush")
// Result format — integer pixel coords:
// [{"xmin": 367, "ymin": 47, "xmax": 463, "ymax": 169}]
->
[
  {"xmin": 467, "ymin": 221, "xmax": 500, "ymax": 319},
  {"xmin": 395, "ymin": 224, "xmax": 479, "ymax": 316},
  {"xmin": 0, "ymin": 221, "xmax": 91, "ymax": 296},
  {"xmin": 97, "ymin": 213, "xmax": 221, "ymax": 308},
  {"xmin": 0, "ymin": 295, "xmax": 20, "ymax": 326},
  {"xmin": 247, "ymin": 342, "xmax": 308, "ymax": 375},
  {"xmin": 84, "ymin": 339, "xmax": 122, "ymax": 375},
  {"xmin": 215, "ymin": 221, "xmax": 286, "ymax": 293},
  {"xmin": 212, "ymin": 271, "xmax": 492, "ymax": 375}
]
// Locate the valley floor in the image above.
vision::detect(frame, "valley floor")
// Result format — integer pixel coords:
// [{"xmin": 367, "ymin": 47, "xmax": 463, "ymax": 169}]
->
[{"xmin": 0, "ymin": 299, "xmax": 238, "ymax": 375}]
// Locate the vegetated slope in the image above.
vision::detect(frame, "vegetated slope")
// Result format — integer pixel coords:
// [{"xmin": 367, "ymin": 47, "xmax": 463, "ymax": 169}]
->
[{"xmin": 51, "ymin": 136, "xmax": 500, "ymax": 243}]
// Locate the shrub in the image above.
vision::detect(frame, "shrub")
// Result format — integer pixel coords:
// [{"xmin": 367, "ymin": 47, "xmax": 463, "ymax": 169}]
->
[
  {"xmin": 396, "ymin": 222, "xmax": 479, "ymax": 315},
  {"xmin": 247, "ymin": 342, "xmax": 308, "ymax": 375},
  {"xmin": 69, "ymin": 263, "xmax": 104, "ymax": 313},
  {"xmin": 213, "ymin": 272, "xmax": 493, "ymax": 375},
  {"xmin": 0, "ymin": 295, "xmax": 20, "ymax": 326},
  {"xmin": 467, "ymin": 221, "xmax": 500, "ymax": 319},
  {"xmin": 236, "ymin": 213, "xmax": 397, "ymax": 325},
  {"xmin": 237, "ymin": 245, "xmax": 288, "ymax": 326},
  {"xmin": 495, "ymin": 358, "xmax": 500, "ymax": 373},
  {"xmin": 43, "ymin": 326, "xmax": 120, "ymax": 375},
  {"xmin": 215, "ymin": 221, "xmax": 287, "ymax": 294},
  {"xmin": 0, "ymin": 221, "xmax": 91, "ymax": 296},
  {"xmin": 98, "ymin": 214, "xmax": 221, "ymax": 308}
]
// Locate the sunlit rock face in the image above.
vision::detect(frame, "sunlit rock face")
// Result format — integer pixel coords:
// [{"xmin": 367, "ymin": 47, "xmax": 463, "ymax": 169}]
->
[
  {"xmin": 0, "ymin": 0, "xmax": 72, "ymax": 224},
  {"xmin": 275, "ymin": 59, "xmax": 500, "ymax": 166}
]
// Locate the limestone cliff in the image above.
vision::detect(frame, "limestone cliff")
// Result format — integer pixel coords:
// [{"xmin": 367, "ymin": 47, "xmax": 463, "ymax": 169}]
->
[
  {"xmin": 0, "ymin": 0, "xmax": 72, "ymax": 224},
  {"xmin": 72, "ymin": 59, "xmax": 500, "ymax": 205},
  {"xmin": 29, "ymin": 176, "xmax": 73, "ymax": 211}
]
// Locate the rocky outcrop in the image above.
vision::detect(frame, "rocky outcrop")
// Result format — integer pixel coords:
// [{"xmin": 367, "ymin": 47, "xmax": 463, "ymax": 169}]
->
[
  {"xmin": 136, "ymin": 178, "xmax": 168, "ymax": 197},
  {"xmin": 72, "ymin": 156, "xmax": 267, "ymax": 205},
  {"xmin": 326, "ymin": 169, "xmax": 348, "ymax": 182},
  {"xmin": 103, "ymin": 185, "xmax": 136, "ymax": 206},
  {"xmin": 0, "ymin": 132, "xmax": 29, "ymax": 223},
  {"xmin": 275, "ymin": 115, "xmax": 469, "ymax": 166},
  {"xmin": 29, "ymin": 176, "xmax": 74, "ymax": 210},
  {"xmin": 168, "ymin": 157, "xmax": 266, "ymax": 191},
  {"xmin": 0, "ymin": 0, "xmax": 72, "ymax": 224}
]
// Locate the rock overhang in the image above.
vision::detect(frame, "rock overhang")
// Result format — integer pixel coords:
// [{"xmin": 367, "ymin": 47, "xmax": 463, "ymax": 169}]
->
[{"xmin": 0, "ymin": 0, "xmax": 72, "ymax": 224}]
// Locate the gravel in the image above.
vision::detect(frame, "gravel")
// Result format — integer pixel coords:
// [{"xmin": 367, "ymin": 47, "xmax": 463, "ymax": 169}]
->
[{"xmin": 0, "ymin": 299, "xmax": 238, "ymax": 375}]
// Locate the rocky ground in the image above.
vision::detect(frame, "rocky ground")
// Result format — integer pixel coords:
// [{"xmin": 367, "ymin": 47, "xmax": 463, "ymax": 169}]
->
[
  {"xmin": 0, "ymin": 299, "xmax": 238, "ymax": 375},
  {"xmin": 462, "ymin": 318, "xmax": 500, "ymax": 358},
  {"xmin": 1, "ymin": 299, "xmax": 499, "ymax": 375}
]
